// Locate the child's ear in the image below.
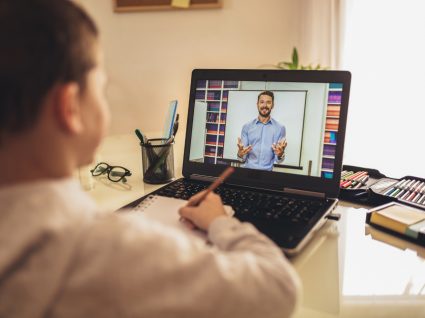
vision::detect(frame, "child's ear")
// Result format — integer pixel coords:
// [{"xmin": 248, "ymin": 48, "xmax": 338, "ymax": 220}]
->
[{"xmin": 53, "ymin": 83, "xmax": 83, "ymax": 134}]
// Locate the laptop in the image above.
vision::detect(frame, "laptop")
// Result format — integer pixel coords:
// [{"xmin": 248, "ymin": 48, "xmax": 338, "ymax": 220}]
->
[{"xmin": 125, "ymin": 69, "xmax": 351, "ymax": 255}]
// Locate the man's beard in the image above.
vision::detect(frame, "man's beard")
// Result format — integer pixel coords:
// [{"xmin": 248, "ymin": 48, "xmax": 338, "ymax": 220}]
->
[{"xmin": 258, "ymin": 108, "xmax": 271, "ymax": 118}]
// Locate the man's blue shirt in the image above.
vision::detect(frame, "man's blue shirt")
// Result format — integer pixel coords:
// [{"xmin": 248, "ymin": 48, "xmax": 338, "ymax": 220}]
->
[{"xmin": 240, "ymin": 117, "xmax": 286, "ymax": 171}]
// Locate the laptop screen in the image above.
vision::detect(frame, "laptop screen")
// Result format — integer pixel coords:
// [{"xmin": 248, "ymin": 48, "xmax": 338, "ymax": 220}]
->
[{"xmin": 183, "ymin": 70, "xmax": 351, "ymax": 197}]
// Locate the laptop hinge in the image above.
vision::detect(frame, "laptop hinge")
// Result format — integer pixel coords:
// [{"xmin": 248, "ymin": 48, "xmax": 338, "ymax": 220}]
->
[
  {"xmin": 283, "ymin": 187, "xmax": 326, "ymax": 199},
  {"xmin": 190, "ymin": 174, "xmax": 218, "ymax": 182}
]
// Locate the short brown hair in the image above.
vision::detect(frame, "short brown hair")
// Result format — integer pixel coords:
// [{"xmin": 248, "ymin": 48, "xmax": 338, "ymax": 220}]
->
[
  {"xmin": 0, "ymin": 0, "xmax": 98, "ymax": 134},
  {"xmin": 257, "ymin": 91, "xmax": 274, "ymax": 103}
]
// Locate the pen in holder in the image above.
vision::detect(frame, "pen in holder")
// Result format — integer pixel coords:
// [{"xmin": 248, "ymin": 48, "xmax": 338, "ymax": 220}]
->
[{"xmin": 141, "ymin": 138, "xmax": 175, "ymax": 184}]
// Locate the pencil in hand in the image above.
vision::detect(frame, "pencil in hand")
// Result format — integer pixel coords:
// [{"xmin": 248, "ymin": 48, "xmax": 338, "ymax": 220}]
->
[
  {"xmin": 186, "ymin": 167, "xmax": 235, "ymax": 207},
  {"xmin": 179, "ymin": 167, "xmax": 235, "ymax": 230}
]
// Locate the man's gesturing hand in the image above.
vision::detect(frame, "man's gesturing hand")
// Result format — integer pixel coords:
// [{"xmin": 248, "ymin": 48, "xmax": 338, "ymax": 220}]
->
[
  {"xmin": 272, "ymin": 138, "xmax": 287, "ymax": 158},
  {"xmin": 237, "ymin": 137, "xmax": 252, "ymax": 158}
]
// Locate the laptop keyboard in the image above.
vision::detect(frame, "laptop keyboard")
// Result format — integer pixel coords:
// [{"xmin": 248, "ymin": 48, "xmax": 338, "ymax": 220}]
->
[{"xmin": 154, "ymin": 179, "xmax": 328, "ymax": 225}]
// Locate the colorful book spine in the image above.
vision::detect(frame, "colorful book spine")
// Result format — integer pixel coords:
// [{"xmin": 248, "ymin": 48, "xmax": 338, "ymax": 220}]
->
[
  {"xmin": 325, "ymin": 118, "xmax": 339, "ymax": 130},
  {"xmin": 328, "ymin": 91, "xmax": 342, "ymax": 104},
  {"xmin": 324, "ymin": 131, "xmax": 337, "ymax": 144},
  {"xmin": 223, "ymin": 80, "xmax": 239, "ymax": 88},
  {"xmin": 326, "ymin": 105, "xmax": 340, "ymax": 117},
  {"xmin": 321, "ymin": 158, "xmax": 335, "ymax": 170},
  {"xmin": 207, "ymin": 102, "xmax": 220, "ymax": 112},
  {"xmin": 208, "ymin": 80, "xmax": 222, "ymax": 88},
  {"xmin": 196, "ymin": 80, "xmax": 207, "ymax": 89},
  {"xmin": 322, "ymin": 171, "xmax": 334, "ymax": 179},
  {"xmin": 195, "ymin": 90, "xmax": 206, "ymax": 100},
  {"xmin": 323, "ymin": 144, "xmax": 336, "ymax": 156}
]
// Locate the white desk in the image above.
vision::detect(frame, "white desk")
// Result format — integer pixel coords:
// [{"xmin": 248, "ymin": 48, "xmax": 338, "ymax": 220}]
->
[{"xmin": 83, "ymin": 134, "xmax": 425, "ymax": 318}]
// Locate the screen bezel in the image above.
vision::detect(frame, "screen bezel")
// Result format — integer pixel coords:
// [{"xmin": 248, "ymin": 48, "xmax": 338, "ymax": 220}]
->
[{"xmin": 183, "ymin": 69, "xmax": 351, "ymax": 198}]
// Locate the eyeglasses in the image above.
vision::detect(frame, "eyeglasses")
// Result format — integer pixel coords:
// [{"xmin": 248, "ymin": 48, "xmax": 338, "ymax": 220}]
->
[{"xmin": 90, "ymin": 162, "xmax": 132, "ymax": 183}]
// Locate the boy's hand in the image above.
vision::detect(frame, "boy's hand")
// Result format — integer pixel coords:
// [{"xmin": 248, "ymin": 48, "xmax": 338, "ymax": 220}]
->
[{"xmin": 179, "ymin": 191, "xmax": 227, "ymax": 231}]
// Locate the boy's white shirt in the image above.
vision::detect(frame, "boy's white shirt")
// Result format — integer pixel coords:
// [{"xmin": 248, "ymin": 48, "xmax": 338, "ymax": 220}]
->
[{"xmin": 0, "ymin": 178, "xmax": 301, "ymax": 318}]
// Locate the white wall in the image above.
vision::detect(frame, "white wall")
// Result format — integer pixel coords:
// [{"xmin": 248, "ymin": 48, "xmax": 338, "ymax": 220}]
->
[{"xmin": 78, "ymin": 0, "xmax": 304, "ymax": 167}]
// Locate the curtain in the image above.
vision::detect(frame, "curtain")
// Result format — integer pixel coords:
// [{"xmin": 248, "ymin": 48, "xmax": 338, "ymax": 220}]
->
[{"xmin": 298, "ymin": 0, "xmax": 342, "ymax": 69}]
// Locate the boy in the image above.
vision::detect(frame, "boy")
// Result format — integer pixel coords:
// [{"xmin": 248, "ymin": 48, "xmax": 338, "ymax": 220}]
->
[{"xmin": 0, "ymin": 1, "xmax": 300, "ymax": 317}]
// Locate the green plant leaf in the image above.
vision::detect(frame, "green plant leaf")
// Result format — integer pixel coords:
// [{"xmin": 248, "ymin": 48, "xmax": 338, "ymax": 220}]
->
[
  {"xmin": 292, "ymin": 47, "xmax": 299, "ymax": 69},
  {"xmin": 271, "ymin": 47, "xmax": 328, "ymax": 71},
  {"xmin": 276, "ymin": 62, "xmax": 289, "ymax": 69},
  {"xmin": 276, "ymin": 62, "xmax": 284, "ymax": 69}
]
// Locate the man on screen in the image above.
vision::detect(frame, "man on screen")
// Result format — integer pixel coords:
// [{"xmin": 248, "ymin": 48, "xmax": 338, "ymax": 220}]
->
[{"xmin": 237, "ymin": 91, "xmax": 287, "ymax": 171}]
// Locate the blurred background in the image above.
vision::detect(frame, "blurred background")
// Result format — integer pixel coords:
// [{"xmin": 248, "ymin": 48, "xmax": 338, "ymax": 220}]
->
[{"xmin": 78, "ymin": 0, "xmax": 425, "ymax": 178}]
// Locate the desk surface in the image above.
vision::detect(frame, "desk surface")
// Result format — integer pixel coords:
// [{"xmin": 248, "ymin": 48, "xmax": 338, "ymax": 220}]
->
[{"xmin": 83, "ymin": 134, "xmax": 425, "ymax": 318}]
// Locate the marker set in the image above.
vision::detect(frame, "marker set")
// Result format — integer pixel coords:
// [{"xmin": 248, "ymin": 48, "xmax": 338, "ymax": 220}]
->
[
  {"xmin": 382, "ymin": 178, "xmax": 425, "ymax": 206},
  {"xmin": 338, "ymin": 165, "xmax": 388, "ymax": 204},
  {"xmin": 340, "ymin": 170, "xmax": 369, "ymax": 189},
  {"xmin": 338, "ymin": 165, "xmax": 425, "ymax": 210},
  {"xmin": 368, "ymin": 176, "xmax": 425, "ymax": 212}
]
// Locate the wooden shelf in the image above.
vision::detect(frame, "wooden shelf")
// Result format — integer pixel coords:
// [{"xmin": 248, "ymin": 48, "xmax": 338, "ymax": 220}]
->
[
  {"xmin": 196, "ymin": 79, "xmax": 238, "ymax": 164},
  {"xmin": 114, "ymin": 0, "xmax": 222, "ymax": 12}
]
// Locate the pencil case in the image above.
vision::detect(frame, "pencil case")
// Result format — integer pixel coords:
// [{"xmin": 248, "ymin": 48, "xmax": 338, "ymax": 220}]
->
[
  {"xmin": 369, "ymin": 175, "xmax": 425, "ymax": 212},
  {"xmin": 339, "ymin": 164, "xmax": 387, "ymax": 204}
]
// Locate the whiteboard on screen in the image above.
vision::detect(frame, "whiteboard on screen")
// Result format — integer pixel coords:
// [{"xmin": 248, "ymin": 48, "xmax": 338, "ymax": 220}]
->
[{"xmin": 223, "ymin": 90, "xmax": 306, "ymax": 167}]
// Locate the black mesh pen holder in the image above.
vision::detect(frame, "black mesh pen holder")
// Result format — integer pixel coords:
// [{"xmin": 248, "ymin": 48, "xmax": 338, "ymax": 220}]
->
[{"xmin": 141, "ymin": 138, "xmax": 175, "ymax": 184}]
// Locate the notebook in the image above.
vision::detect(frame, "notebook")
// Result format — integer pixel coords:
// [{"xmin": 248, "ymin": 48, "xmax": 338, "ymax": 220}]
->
[
  {"xmin": 123, "ymin": 69, "xmax": 351, "ymax": 255},
  {"xmin": 366, "ymin": 202, "xmax": 425, "ymax": 246},
  {"xmin": 132, "ymin": 194, "xmax": 234, "ymax": 241}
]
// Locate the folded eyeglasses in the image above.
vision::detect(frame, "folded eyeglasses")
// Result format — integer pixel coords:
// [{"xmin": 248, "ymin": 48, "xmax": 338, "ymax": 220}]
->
[{"xmin": 90, "ymin": 162, "xmax": 132, "ymax": 183}]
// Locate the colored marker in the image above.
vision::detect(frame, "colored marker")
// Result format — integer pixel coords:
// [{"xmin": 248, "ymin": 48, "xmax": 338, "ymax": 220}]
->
[
  {"xmin": 395, "ymin": 189, "xmax": 406, "ymax": 198},
  {"xmin": 406, "ymin": 191, "xmax": 417, "ymax": 201},
  {"xmin": 391, "ymin": 188, "xmax": 403, "ymax": 198},
  {"xmin": 341, "ymin": 180, "xmax": 352, "ymax": 188},
  {"xmin": 353, "ymin": 172, "xmax": 367, "ymax": 181},
  {"xmin": 405, "ymin": 180, "xmax": 416, "ymax": 190},
  {"xmin": 399, "ymin": 179, "xmax": 410, "ymax": 188},
  {"xmin": 346, "ymin": 172, "xmax": 369, "ymax": 188},
  {"xmin": 353, "ymin": 182, "xmax": 363, "ymax": 189},
  {"xmin": 353, "ymin": 175, "xmax": 369, "ymax": 189},
  {"xmin": 341, "ymin": 170, "xmax": 352, "ymax": 179},
  {"xmin": 414, "ymin": 182, "xmax": 425, "ymax": 193},
  {"xmin": 409, "ymin": 180, "xmax": 421, "ymax": 192},
  {"xmin": 393, "ymin": 189, "xmax": 406, "ymax": 199},
  {"xmin": 384, "ymin": 179, "xmax": 405, "ymax": 196},
  {"xmin": 352, "ymin": 171, "xmax": 368, "ymax": 180},
  {"xmin": 393, "ymin": 179, "xmax": 407, "ymax": 189},
  {"xmin": 340, "ymin": 170, "xmax": 354, "ymax": 179},
  {"xmin": 412, "ymin": 192, "xmax": 422, "ymax": 203},
  {"xmin": 347, "ymin": 171, "xmax": 364, "ymax": 181},
  {"xmin": 384, "ymin": 187, "xmax": 396, "ymax": 196},
  {"xmin": 401, "ymin": 190, "xmax": 412, "ymax": 200}
]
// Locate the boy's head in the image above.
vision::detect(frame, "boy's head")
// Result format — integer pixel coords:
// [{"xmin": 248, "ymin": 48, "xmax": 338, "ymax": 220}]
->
[{"xmin": 0, "ymin": 0, "xmax": 110, "ymax": 169}]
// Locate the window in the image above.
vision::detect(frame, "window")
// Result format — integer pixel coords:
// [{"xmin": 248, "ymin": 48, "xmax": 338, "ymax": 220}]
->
[{"xmin": 341, "ymin": 0, "xmax": 425, "ymax": 178}]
